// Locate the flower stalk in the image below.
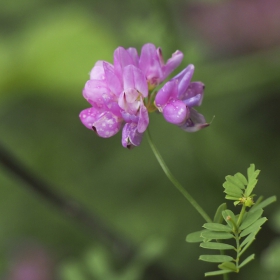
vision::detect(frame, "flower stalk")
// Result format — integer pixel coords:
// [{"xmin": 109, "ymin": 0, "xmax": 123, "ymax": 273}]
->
[{"xmin": 146, "ymin": 129, "xmax": 212, "ymax": 223}]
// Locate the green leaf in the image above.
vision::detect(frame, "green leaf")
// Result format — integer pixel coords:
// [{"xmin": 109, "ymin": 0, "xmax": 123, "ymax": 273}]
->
[
  {"xmin": 238, "ymin": 254, "xmax": 255, "ymax": 269},
  {"xmin": 239, "ymin": 233, "xmax": 257, "ymax": 257},
  {"xmin": 200, "ymin": 242, "xmax": 235, "ymax": 250},
  {"xmin": 222, "ymin": 209, "xmax": 237, "ymax": 227},
  {"xmin": 240, "ymin": 228, "xmax": 260, "ymax": 248},
  {"xmin": 252, "ymin": 195, "xmax": 263, "ymax": 207},
  {"xmin": 199, "ymin": 255, "xmax": 233, "ymax": 263},
  {"xmin": 205, "ymin": 270, "xmax": 233, "ymax": 277},
  {"xmin": 218, "ymin": 261, "xmax": 237, "ymax": 271},
  {"xmin": 213, "ymin": 203, "xmax": 227, "ymax": 224},
  {"xmin": 239, "ymin": 217, "xmax": 267, "ymax": 237},
  {"xmin": 225, "ymin": 175, "xmax": 245, "ymax": 190},
  {"xmin": 239, "ymin": 209, "xmax": 263, "ymax": 230},
  {"xmin": 245, "ymin": 164, "xmax": 260, "ymax": 196},
  {"xmin": 223, "ymin": 181, "xmax": 244, "ymax": 196},
  {"xmin": 250, "ymin": 196, "xmax": 277, "ymax": 212},
  {"xmin": 224, "ymin": 189, "xmax": 243, "ymax": 198},
  {"xmin": 234, "ymin": 172, "xmax": 247, "ymax": 187},
  {"xmin": 201, "ymin": 231, "xmax": 233, "ymax": 240},
  {"xmin": 186, "ymin": 230, "xmax": 206, "ymax": 243},
  {"xmin": 203, "ymin": 223, "xmax": 232, "ymax": 232}
]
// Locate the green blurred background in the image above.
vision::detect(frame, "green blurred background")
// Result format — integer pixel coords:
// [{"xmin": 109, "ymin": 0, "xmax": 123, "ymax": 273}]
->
[{"xmin": 1, "ymin": 0, "xmax": 280, "ymax": 279}]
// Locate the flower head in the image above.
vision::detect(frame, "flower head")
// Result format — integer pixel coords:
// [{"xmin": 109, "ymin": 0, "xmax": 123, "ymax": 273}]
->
[{"xmin": 79, "ymin": 44, "xmax": 208, "ymax": 148}]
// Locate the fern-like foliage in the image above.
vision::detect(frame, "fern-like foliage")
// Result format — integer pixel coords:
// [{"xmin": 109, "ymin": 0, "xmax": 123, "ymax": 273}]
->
[
  {"xmin": 186, "ymin": 164, "xmax": 276, "ymax": 277},
  {"xmin": 223, "ymin": 164, "xmax": 259, "ymax": 207}
]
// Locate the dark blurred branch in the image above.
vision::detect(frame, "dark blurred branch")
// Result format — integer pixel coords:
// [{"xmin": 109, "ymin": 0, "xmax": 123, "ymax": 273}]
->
[
  {"xmin": 0, "ymin": 141, "xmax": 133, "ymax": 257},
  {"xmin": 0, "ymin": 141, "xmax": 185, "ymax": 280}
]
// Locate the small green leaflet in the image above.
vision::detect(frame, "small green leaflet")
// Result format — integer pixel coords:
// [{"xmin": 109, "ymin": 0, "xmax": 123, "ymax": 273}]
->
[
  {"xmin": 245, "ymin": 164, "xmax": 260, "ymax": 197},
  {"xmin": 249, "ymin": 196, "xmax": 277, "ymax": 213},
  {"xmin": 199, "ymin": 255, "xmax": 233, "ymax": 263},
  {"xmin": 222, "ymin": 209, "xmax": 236, "ymax": 228},
  {"xmin": 238, "ymin": 254, "xmax": 255, "ymax": 269},
  {"xmin": 186, "ymin": 230, "xmax": 207, "ymax": 243},
  {"xmin": 239, "ymin": 209, "xmax": 263, "ymax": 230},
  {"xmin": 213, "ymin": 203, "xmax": 227, "ymax": 224},
  {"xmin": 201, "ymin": 231, "xmax": 233, "ymax": 240},
  {"xmin": 203, "ymin": 223, "xmax": 232, "ymax": 232},
  {"xmin": 200, "ymin": 242, "xmax": 235, "ymax": 251},
  {"xmin": 239, "ymin": 217, "xmax": 267, "ymax": 238},
  {"xmin": 218, "ymin": 261, "xmax": 237, "ymax": 271}
]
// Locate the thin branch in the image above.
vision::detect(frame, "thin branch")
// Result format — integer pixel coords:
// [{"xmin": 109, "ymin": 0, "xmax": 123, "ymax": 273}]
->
[
  {"xmin": 0, "ymin": 141, "xmax": 133, "ymax": 259},
  {"xmin": 0, "ymin": 141, "xmax": 185, "ymax": 280}
]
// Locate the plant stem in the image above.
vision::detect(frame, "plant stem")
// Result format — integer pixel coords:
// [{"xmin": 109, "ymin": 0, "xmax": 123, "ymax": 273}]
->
[
  {"xmin": 236, "ymin": 204, "xmax": 246, "ymax": 227},
  {"xmin": 146, "ymin": 129, "xmax": 212, "ymax": 223}
]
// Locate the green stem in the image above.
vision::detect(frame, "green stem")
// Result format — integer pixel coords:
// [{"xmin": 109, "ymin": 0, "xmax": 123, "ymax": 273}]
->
[
  {"xmin": 223, "ymin": 273, "xmax": 229, "ymax": 280},
  {"xmin": 146, "ymin": 129, "xmax": 212, "ymax": 223},
  {"xmin": 236, "ymin": 204, "xmax": 246, "ymax": 227},
  {"xmin": 234, "ymin": 231, "xmax": 240, "ymax": 271}
]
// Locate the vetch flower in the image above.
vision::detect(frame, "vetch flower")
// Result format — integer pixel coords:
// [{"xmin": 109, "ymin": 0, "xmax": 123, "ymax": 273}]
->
[
  {"xmin": 155, "ymin": 64, "xmax": 209, "ymax": 132},
  {"xmin": 79, "ymin": 43, "xmax": 207, "ymax": 148}
]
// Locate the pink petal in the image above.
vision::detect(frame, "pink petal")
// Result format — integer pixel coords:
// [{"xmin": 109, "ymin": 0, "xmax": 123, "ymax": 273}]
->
[
  {"xmin": 137, "ymin": 103, "xmax": 149, "ymax": 133},
  {"xmin": 79, "ymin": 107, "xmax": 100, "ymax": 130},
  {"xmin": 114, "ymin": 47, "xmax": 135, "ymax": 80},
  {"xmin": 122, "ymin": 123, "xmax": 143, "ymax": 148},
  {"xmin": 179, "ymin": 108, "xmax": 209, "ymax": 132},
  {"xmin": 162, "ymin": 50, "xmax": 184, "ymax": 80},
  {"xmin": 163, "ymin": 100, "xmax": 189, "ymax": 125},
  {"xmin": 92, "ymin": 111, "xmax": 122, "ymax": 138},
  {"xmin": 172, "ymin": 64, "xmax": 195, "ymax": 96},
  {"xmin": 155, "ymin": 80, "xmax": 178, "ymax": 109},
  {"xmin": 181, "ymin": 82, "xmax": 205, "ymax": 107},
  {"xmin": 123, "ymin": 65, "xmax": 148, "ymax": 97}
]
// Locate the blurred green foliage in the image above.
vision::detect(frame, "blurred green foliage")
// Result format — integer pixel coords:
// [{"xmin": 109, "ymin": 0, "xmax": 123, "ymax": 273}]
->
[{"xmin": 0, "ymin": 0, "xmax": 280, "ymax": 279}]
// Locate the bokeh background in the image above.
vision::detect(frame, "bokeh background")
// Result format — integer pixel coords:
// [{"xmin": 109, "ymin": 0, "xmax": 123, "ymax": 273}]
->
[{"xmin": 1, "ymin": 0, "xmax": 280, "ymax": 279}]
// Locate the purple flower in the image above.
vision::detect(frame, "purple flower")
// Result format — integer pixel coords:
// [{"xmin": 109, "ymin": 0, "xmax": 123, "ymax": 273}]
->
[
  {"xmin": 79, "ymin": 44, "xmax": 207, "ymax": 148},
  {"xmin": 155, "ymin": 64, "xmax": 209, "ymax": 132},
  {"xmin": 80, "ymin": 46, "xmax": 152, "ymax": 148}
]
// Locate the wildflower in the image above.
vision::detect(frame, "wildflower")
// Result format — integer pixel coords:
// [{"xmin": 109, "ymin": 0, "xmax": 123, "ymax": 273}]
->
[
  {"xmin": 79, "ymin": 46, "xmax": 152, "ymax": 148},
  {"xmin": 155, "ymin": 64, "xmax": 209, "ymax": 132},
  {"xmin": 79, "ymin": 44, "xmax": 208, "ymax": 148}
]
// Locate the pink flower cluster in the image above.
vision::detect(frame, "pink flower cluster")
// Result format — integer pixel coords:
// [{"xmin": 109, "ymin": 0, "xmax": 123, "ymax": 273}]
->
[{"xmin": 80, "ymin": 43, "xmax": 208, "ymax": 148}]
